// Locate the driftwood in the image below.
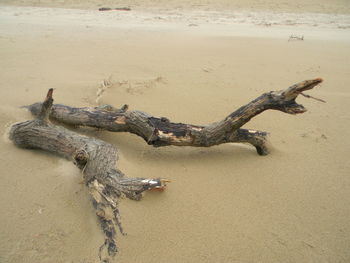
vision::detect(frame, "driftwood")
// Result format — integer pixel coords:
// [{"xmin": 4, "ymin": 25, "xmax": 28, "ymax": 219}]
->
[
  {"xmin": 10, "ymin": 89, "xmax": 168, "ymax": 262},
  {"xmin": 27, "ymin": 78, "xmax": 323, "ymax": 156},
  {"xmin": 98, "ymin": 7, "xmax": 131, "ymax": 11},
  {"xmin": 10, "ymin": 78, "xmax": 323, "ymax": 262}
]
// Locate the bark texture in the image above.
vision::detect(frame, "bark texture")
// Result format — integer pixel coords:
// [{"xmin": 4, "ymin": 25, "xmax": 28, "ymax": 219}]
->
[
  {"xmin": 10, "ymin": 89, "xmax": 168, "ymax": 262},
  {"xmin": 27, "ymin": 78, "xmax": 323, "ymax": 155},
  {"xmin": 10, "ymin": 78, "xmax": 323, "ymax": 261}
]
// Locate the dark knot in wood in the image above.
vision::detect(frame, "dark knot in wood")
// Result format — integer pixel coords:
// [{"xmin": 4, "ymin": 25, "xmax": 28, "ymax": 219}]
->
[{"xmin": 73, "ymin": 149, "xmax": 89, "ymax": 169}]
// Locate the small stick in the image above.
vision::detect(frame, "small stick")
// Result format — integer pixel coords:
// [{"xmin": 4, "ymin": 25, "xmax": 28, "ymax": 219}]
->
[{"xmin": 300, "ymin": 92, "xmax": 326, "ymax": 103}]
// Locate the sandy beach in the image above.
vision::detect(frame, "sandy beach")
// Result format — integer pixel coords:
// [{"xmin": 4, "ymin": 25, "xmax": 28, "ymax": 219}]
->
[{"xmin": 1, "ymin": 1, "xmax": 350, "ymax": 263}]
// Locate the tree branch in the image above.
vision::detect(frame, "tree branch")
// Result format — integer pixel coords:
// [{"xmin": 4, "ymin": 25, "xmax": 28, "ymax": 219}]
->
[
  {"xmin": 10, "ymin": 90, "xmax": 168, "ymax": 262},
  {"xmin": 26, "ymin": 78, "xmax": 323, "ymax": 156}
]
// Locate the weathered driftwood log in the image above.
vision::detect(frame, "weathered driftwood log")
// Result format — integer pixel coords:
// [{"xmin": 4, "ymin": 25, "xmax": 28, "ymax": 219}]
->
[
  {"xmin": 10, "ymin": 89, "xmax": 168, "ymax": 262},
  {"xmin": 27, "ymin": 78, "xmax": 323, "ymax": 155}
]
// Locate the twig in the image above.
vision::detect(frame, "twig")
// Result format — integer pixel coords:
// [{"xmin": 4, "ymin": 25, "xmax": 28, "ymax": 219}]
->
[
  {"xmin": 99, "ymin": 7, "xmax": 131, "ymax": 11},
  {"xmin": 300, "ymin": 92, "xmax": 326, "ymax": 103}
]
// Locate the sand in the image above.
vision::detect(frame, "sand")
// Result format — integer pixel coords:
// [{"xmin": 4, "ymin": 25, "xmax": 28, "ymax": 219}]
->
[
  {"xmin": 1, "ymin": 2, "xmax": 350, "ymax": 263},
  {"xmin": 2, "ymin": 0, "xmax": 350, "ymax": 14}
]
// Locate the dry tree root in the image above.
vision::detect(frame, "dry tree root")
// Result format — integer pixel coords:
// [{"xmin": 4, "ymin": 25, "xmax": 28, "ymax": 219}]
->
[
  {"xmin": 27, "ymin": 78, "xmax": 323, "ymax": 156},
  {"xmin": 10, "ymin": 89, "xmax": 169, "ymax": 262}
]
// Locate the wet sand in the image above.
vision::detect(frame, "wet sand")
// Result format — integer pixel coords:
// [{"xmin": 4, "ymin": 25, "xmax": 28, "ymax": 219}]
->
[{"xmin": 1, "ymin": 3, "xmax": 350, "ymax": 263}]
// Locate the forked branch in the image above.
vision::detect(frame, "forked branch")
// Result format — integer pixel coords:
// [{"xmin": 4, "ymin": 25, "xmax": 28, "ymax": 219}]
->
[
  {"xmin": 10, "ymin": 78, "xmax": 323, "ymax": 262},
  {"xmin": 10, "ymin": 89, "xmax": 168, "ymax": 262},
  {"xmin": 27, "ymin": 78, "xmax": 323, "ymax": 155}
]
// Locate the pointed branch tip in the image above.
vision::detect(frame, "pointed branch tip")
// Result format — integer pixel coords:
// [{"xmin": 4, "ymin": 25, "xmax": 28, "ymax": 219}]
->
[
  {"xmin": 38, "ymin": 88, "xmax": 54, "ymax": 120},
  {"xmin": 47, "ymin": 88, "xmax": 54, "ymax": 99},
  {"xmin": 299, "ymin": 78, "xmax": 323, "ymax": 92}
]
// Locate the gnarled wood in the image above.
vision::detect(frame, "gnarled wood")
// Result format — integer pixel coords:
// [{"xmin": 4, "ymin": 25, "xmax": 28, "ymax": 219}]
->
[
  {"xmin": 27, "ymin": 78, "xmax": 323, "ymax": 155},
  {"xmin": 10, "ymin": 89, "xmax": 168, "ymax": 262}
]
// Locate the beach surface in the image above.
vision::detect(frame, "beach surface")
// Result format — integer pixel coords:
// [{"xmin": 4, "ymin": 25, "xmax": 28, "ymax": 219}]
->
[{"xmin": 1, "ymin": 1, "xmax": 350, "ymax": 263}]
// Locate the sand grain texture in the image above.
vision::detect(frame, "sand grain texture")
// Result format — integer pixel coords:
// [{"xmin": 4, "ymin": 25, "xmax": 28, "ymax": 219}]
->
[{"xmin": 0, "ymin": 2, "xmax": 350, "ymax": 263}]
